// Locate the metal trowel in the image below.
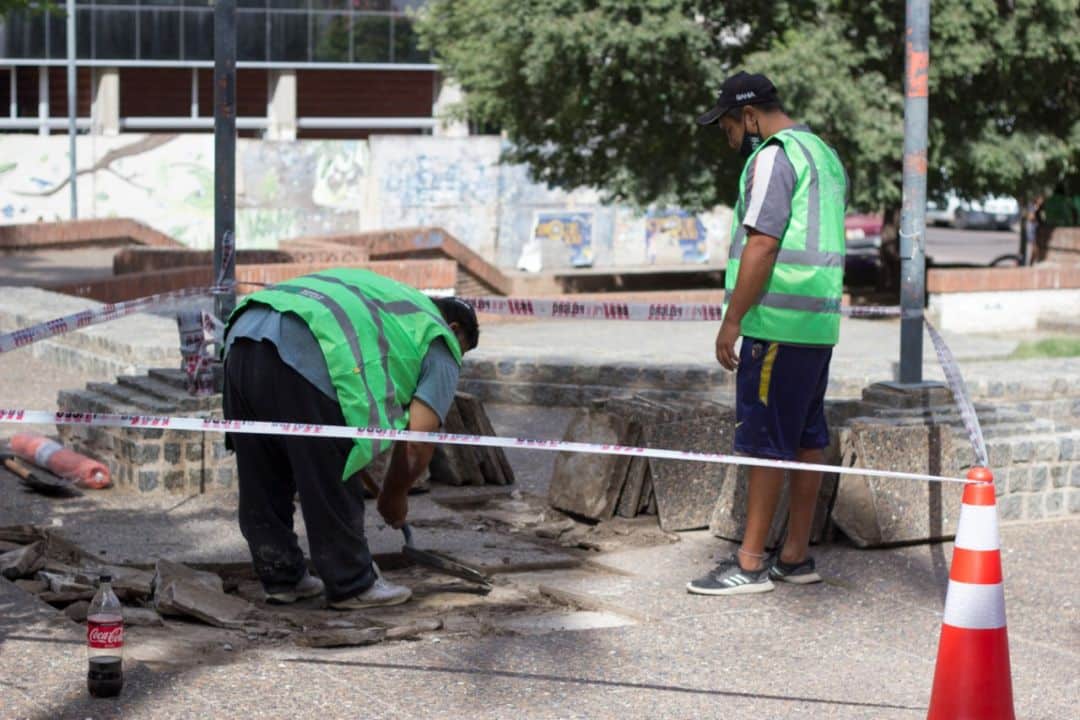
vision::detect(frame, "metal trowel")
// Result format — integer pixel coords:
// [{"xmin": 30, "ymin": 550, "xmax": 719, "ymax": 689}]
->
[{"xmin": 401, "ymin": 524, "xmax": 493, "ymax": 593}]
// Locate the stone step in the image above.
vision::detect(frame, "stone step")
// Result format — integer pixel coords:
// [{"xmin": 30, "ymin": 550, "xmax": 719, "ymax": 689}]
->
[
  {"xmin": 147, "ymin": 368, "xmax": 192, "ymax": 391},
  {"xmin": 86, "ymin": 382, "xmax": 178, "ymax": 416},
  {"xmin": 115, "ymin": 375, "xmax": 216, "ymax": 412}
]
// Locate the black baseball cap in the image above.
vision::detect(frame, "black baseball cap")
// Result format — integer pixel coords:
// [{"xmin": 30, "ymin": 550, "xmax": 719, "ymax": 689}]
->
[{"xmin": 696, "ymin": 71, "xmax": 780, "ymax": 126}]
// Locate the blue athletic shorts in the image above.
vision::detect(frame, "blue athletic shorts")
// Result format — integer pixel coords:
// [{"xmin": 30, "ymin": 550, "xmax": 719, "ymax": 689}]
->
[{"xmin": 734, "ymin": 337, "xmax": 833, "ymax": 461}]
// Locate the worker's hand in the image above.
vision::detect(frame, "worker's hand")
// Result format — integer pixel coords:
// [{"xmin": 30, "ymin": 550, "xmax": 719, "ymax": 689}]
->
[
  {"xmin": 715, "ymin": 318, "xmax": 741, "ymax": 371},
  {"xmin": 377, "ymin": 486, "xmax": 409, "ymax": 529}
]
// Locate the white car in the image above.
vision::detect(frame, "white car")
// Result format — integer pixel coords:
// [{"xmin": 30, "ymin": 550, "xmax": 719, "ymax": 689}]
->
[{"xmin": 926, "ymin": 193, "xmax": 1020, "ymax": 230}]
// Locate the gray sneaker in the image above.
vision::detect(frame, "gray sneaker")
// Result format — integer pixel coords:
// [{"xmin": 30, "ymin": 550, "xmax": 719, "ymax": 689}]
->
[
  {"xmin": 265, "ymin": 572, "xmax": 325, "ymax": 605},
  {"xmin": 687, "ymin": 554, "xmax": 775, "ymax": 596},
  {"xmin": 768, "ymin": 553, "xmax": 822, "ymax": 585},
  {"xmin": 329, "ymin": 575, "xmax": 412, "ymax": 610}
]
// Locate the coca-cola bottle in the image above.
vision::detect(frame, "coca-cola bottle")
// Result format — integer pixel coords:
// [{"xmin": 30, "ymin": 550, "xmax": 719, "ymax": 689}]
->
[{"xmin": 86, "ymin": 574, "xmax": 124, "ymax": 698}]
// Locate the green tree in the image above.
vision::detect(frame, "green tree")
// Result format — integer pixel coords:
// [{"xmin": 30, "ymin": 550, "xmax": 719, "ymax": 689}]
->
[{"xmin": 419, "ymin": 1, "xmax": 1080, "ymax": 230}]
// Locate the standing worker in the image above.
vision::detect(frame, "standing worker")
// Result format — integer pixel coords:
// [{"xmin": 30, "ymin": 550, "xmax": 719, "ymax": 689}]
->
[
  {"xmin": 688, "ymin": 72, "xmax": 847, "ymax": 596},
  {"xmin": 222, "ymin": 269, "xmax": 479, "ymax": 609}
]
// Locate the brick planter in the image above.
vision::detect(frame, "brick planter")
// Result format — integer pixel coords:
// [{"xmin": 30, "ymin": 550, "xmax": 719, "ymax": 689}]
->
[{"xmin": 57, "ymin": 369, "xmax": 235, "ymax": 494}]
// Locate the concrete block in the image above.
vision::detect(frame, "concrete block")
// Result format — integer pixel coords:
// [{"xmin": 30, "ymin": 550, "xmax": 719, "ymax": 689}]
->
[
  {"xmin": 215, "ymin": 467, "xmax": 234, "ymax": 488},
  {"xmin": 1069, "ymin": 489, "xmax": 1080, "ymax": 514},
  {"xmin": 1012, "ymin": 440, "xmax": 1034, "ymax": 463},
  {"xmin": 1007, "ymin": 468, "xmax": 1029, "ymax": 494},
  {"xmin": 163, "ymin": 443, "xmax": 182, "ymax": 464},
  {"xmin": 832, "ymin": 421, "xmax": 962, "ymax": 547},
  {"xmin": 1059, "ymin": 436, "xmax": 1076, "ymax": 461},
  {"xmin": 1045, "ymin": 491, "xmax": 1065, "ymax": 516},
  {"xmin": 1051, "ymin": 464, "xmax": 1068, "ymax": 488},
  {"xmin": 998, "ymin": 495, "xmax": 1024, "ymax": 521},
  {"xmin": 1030, "ymin": 466, "xmax": 1049, "ymax": 492},
  {"xmin": 548, "ymin": 409, "xmax": 628, "ymax": 521},
  {"xmin": 1035, "ymin": 439, "xmax": 1059, "ymax": 462},
  {"xmin": 645, "ymin": 417, "xmax": 731, "ymax": 532},
  {"xmin": 1025, "ymin": 493, "xmax": 1045, "ymax": 520},
  {"xmin": 1072, "ymin": 464, "xmax": 1080, "ymax": 488},
  {"xmin": 164, "ymin": 470, "xmax": 185, "ymax": 493},
  {"xmin": 137, "ymin": 470, "xmax": 159, "ymax": 492},
  {"xmin": 987, "ymin": 442, "xmax": 1012, "ymax": 468},
  {"xmin": 185, "ymin": 442, "xmax": 203, "ymax": 463}
]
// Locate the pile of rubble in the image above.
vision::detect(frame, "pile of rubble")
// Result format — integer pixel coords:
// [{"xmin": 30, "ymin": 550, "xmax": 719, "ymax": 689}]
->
[{"xmin": 0, "ymin": 525, "xmax": 444, "ymax": 648}]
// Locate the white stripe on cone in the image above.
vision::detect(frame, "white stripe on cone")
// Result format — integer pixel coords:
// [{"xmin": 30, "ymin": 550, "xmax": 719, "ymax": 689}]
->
[
  {"xmin": 942, "ymin": 580, "xmax": 1007, "ymax": 630},
  {"xmin": 953, "ymin": 504, "xmax": 1001, "ymax": 551}
]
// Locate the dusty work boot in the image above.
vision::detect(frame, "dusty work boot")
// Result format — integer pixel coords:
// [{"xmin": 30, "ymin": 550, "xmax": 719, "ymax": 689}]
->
[
  {"xmin": 265, "ymin": 571, "xmax": 325, "ymax": 605},
  {"xmin": 328, "ymin": 575, "xmax": 412, "ymax": 610}
]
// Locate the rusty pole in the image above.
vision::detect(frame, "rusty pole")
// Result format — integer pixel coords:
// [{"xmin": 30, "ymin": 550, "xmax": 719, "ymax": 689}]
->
[
  {"xmin": 899, "ymin": 0, "xmax": 930, "ymax": 384},
  {"xmin": 213, "ymin": 0, "xmax": 237, "ymax": 322}
]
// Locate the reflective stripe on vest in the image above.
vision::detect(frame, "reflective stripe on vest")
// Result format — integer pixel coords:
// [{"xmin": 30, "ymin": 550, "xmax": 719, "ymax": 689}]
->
[
  {"xmin": 227, "ymin": 269, "xmax": 462, "ymax": 480},
  {"xmin": 726, "ymin": 128, "xmax": 846, "ymax": 346}
]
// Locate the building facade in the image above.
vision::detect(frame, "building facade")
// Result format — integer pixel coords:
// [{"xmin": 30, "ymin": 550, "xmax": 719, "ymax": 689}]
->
[{"xmin": 0, "ymin": 0, "xmax": 460, "ymax": 138}]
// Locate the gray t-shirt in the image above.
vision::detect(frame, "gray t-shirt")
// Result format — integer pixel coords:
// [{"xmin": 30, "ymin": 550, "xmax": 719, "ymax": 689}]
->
[
  {"xmin": 738, "ymin": 124, "xmax": 848, "ymax": 238},
  {"xmin": 225, "ymin": 305, "xmax": 460, "ymax": 424}
]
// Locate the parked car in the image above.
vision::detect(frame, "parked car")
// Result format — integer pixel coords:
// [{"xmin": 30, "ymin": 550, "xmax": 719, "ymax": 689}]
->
[
  {"xmin": 926, "ymin": 193, "xmax": 1020, "ymax": 230},
  {"xmin": 843, "ymin": 213, "xmax": 884, "ymax": 287}
]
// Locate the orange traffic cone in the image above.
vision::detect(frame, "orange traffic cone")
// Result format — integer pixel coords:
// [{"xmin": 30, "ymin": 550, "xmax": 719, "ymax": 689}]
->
[{"xmin": 927, "ymin": 467, "xmax": 1015, "ymax": 720}]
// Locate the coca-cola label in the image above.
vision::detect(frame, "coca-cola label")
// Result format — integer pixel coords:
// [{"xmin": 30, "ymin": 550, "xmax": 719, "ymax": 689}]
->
[{"xmin": 87, "ymin": 621, "xmax": 124, "ymax": 649}]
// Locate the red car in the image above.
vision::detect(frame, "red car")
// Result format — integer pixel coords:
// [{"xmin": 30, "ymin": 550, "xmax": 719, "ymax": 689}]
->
[{"xmin": 844, "ymin": 213, "xmax": 884, "ymax": 287}]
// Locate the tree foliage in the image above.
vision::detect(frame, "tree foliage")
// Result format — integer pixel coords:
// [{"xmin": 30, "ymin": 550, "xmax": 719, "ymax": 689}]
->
[{"xmin": 418, "ymin": 0, "xmax": 1080, "ymax": 212}]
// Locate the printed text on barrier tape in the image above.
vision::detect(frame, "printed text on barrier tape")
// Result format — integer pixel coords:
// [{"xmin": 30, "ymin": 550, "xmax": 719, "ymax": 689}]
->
[
  {"xmin": 458, "ymin": 296, "xmax": 903, "ymax": 322},
  {"xmin": 0, "ymin": 409, "xmax": 975, "ymax": 486}
]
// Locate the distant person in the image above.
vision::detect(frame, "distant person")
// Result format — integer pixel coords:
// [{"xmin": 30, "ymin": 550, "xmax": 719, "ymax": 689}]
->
[
  {"xmin": 1035, "ymin": 183, "xmax": 1075, "ymax": 262},
  {"xmin": 689, "ymin": 72, "xmax": 847, "ymax": 596},
  {"xmin": 222, "ymin": 269, "xmax": 479, "ymax": 609}
]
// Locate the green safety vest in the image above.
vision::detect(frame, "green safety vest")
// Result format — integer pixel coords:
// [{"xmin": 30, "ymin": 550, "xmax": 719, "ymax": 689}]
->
[
  {"xmin": 226, "ymin": 269, "xmax": 463, "ymax": 481},
  {"xmin": 725, "ymin": 128, "xmax": 847, "ymax": 346}
]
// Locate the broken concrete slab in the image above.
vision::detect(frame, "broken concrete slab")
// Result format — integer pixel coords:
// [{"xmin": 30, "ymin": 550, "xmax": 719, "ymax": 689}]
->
[
  {"xmin": 155, "ymin": 578, "xmax": 255, "ymax": 628},
  {"xmin": 548, "ymin": 408, "xmax": 628, "ymax": 520},
  {"xmin": 63, "ymin": 600, "xmax": 89, "ymax": 622},
  {"xmin": 37, "ymin": 569, "xmax": 94, "ymax": 594},
  {"xmin": 707, "ymin": 465, "xmax": 836, "ymax": 547},
  {"xmin": 385, "ymin": 617, "xmax": 443, "ymax": 641},
  {"xmin": 0, "ymin": 541, "xmax": 46, "ymax": 580},
  {"xmin": 441, "ymin": 401, "xmax": 486, "ymax": 486},
  {"xmin": 38, "ymin": 590, "xmax": 95, "ymax": 605},
  {"xmin": 295, "ymin": 626, "xmax": 386, "ymax": 648},
  {"xmin": 14, "ymin": 578, "xmax": 48, "ymax": 594},
  {"xmin": 456, "ymin": 393, "xmax": 509, "ymax": 486},
  {"xmin": 122, "ymin": 606, "xmax": 164, "ymax": 627},
  {"xmin": 645, "ymin": 416, "xmax": 733, "ymax": 531},
  {"xmin": 152, "ymin": 558, "xmax": 225, "ymax": 600},
  {"xmin": 533, "ymin": 518, "xmax": 576, "ymax": 539},
  {"xmin": 833, "ymin": 420, "xmax": 963, "ymax": 547}
]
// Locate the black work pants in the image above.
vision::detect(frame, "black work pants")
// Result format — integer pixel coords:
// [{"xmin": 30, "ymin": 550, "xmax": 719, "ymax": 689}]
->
[{"xmin": 223, "ymin": 338, "xmax": 376, "ymax": 602}]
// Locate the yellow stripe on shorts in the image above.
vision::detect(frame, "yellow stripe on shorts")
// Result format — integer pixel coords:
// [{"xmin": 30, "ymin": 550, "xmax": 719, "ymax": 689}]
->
[{"xmin": 758, "ymin": 342, "xmax": 779, "ymax": 406}]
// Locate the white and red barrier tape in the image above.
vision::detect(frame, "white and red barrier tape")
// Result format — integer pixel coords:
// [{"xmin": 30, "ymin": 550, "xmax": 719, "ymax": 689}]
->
[
  {"xmin": 0, "ymin": 285, "xmax": 226, "ymax": 355},
  {"xmin": 0, "ymin": 409, "xmax": 975, "ymax": 486},
  {"xmin": 459, "ymin": 296, "xmax": 902, "ymax": 322}
]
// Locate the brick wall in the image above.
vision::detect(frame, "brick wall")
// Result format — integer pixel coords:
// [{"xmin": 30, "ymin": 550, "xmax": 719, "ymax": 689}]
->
[
  {"xmin": 51, "ymin": 260, "xmax": 458, "ymax": 303},
  {"xmin": 0, "ymin": 219, "xmax": 183, "ymax": 251},
  {"xmin": 927, "ymin": 265, "xmax": 1080, "ymax": 293},
  {"xmin": 113, "ymin": 248, "xmax": 295, "ymax": 275}
]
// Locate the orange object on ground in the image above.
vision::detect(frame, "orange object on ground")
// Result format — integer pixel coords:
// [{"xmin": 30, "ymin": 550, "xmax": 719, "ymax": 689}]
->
[
  {"xmin": 926, "ymin": 467, "xmax": 1015, "ymax": 720},
  {"xmin": 9, "ymin": 432, "xmax": 111, "ymax": 489}
]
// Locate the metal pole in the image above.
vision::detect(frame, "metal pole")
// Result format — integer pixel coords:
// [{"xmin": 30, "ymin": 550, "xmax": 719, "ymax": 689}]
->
[
  {"xmin": 899, "ymin": 0, "xmax": 929, "ymax": 384},
  {"xmin": 213, "ymin": 0, "xmax": 237, "ymax": 321},
  {"xmin": 66, "ymin": 0, "xmax": 78, "ymax": 220}
]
